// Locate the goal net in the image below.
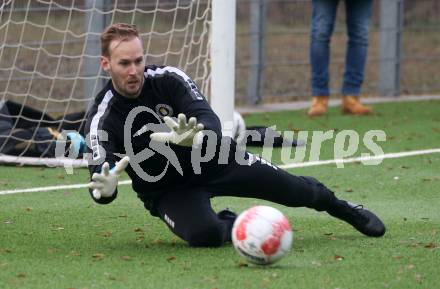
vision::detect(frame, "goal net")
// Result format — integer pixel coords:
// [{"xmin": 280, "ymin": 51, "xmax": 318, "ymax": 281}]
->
[{"xmin": 0, "ymin": 0, "xmax": 213, "ymax": 167}]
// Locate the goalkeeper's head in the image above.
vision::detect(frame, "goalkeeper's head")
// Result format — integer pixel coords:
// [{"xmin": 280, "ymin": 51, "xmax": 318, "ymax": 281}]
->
[{"xmin": 100, "ymin": 23, "xmax": 145, "ymax": 99}]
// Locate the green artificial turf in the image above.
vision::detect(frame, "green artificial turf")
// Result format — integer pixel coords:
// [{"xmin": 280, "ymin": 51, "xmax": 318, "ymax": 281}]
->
[{"xmin": 0, "ymin": 100, "xmax": 439, "ymax": 289}]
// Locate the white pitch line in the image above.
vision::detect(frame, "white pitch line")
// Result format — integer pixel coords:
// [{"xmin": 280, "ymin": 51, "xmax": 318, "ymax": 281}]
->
[
  {"xmin": 1, "ymin": 148, "xmax": 440, "ymax": 196},
  {"xmin": 279, "ymin": 148, "xmax": 440, "ymax": 169},
  {"xmin": 0, "ymin": 180, "xmax": 132, "ymax": 196}
]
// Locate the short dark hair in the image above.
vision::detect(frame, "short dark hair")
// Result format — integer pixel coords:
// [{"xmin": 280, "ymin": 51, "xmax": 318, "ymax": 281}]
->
[{"xmin": 101, "ymin": 23, "xmax": 140, "ymax": 57}]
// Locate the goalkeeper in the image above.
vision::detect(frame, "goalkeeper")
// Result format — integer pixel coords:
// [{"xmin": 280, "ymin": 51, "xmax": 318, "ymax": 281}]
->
[{"xmin": 85, "ymin": 23, "xmax": 385, "ymax": 247}]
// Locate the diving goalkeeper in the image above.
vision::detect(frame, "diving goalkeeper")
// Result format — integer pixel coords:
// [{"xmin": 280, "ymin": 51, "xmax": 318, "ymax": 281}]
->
[{"xmin": 85, "ymin": 23, "xmax": 385, "ymax": 247}]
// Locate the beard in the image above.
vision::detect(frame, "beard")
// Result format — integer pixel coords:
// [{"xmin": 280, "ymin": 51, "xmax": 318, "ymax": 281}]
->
[{"xmin": 113, "ymin": 76, "xmax": 143, "ymax": 98}]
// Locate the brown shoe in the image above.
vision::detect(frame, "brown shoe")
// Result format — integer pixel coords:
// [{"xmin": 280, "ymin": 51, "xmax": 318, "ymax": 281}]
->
[
  {"xmin": 308, "ymin": 96, "xmax": 329, "ymax": 117},
  {"xmin": 342, "ymin": 96, "xmax": 372, "ymax": 115}
]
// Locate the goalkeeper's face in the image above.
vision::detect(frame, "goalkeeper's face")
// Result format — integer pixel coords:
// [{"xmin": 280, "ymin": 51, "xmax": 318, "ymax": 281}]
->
[{"xmin": 102, "ymin": 37, "xmax": 145, "ymax": 99}]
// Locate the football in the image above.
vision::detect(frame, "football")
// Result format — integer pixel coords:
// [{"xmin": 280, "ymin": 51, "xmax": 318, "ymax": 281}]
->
[{"xmin": 231, "ymin": 205, "xmax": 293, "ymax": 265}]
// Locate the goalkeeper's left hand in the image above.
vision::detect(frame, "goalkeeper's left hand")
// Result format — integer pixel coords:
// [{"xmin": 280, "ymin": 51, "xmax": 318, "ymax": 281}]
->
[{"xmin": 150, "ymin": 113, "xmax": 204, "ymax": 147}]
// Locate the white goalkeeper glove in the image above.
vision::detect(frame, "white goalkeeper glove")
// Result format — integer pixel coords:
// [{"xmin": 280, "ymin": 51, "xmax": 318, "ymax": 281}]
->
[
  {"xmin": 150, "ymin": 113, "xmax": 204, "ymax": 147},
  {"xmin": 89, "ymin": 156, "xmax": 130, "ymax": 200}
]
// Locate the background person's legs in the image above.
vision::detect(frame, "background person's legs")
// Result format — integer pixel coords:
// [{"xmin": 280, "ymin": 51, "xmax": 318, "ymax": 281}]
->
[
  {"xmin": 341, "ymin": 0, "xmax": 373, "ymax": 114},
  {"xmin": 343, "ymin": 0, "xmax": 373, "ymax": 95},
  {"xmin": 310, "ymin": 0, "xmax": 339, "ymax": 97},
  {"xmin": 309, "ymin": 0, "xmax": 339, "ymax": 116}
]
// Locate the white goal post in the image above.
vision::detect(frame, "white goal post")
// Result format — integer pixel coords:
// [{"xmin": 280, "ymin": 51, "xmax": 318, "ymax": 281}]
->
[
  {"xmin": 210, "ymin": 0, "xmax": 235, "ymax": 136},
  {"xmin": 0, "ymin": 0, "xmax": 235, "ymax": 167}
]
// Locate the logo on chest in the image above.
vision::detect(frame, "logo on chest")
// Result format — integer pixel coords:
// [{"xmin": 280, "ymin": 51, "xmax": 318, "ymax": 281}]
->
[{"xmin": 155, "ymin": 104, "xmax": 173, "ymax": 118}]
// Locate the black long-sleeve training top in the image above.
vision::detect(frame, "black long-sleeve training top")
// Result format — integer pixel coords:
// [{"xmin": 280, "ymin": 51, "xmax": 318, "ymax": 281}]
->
[{"xmin": 84, "ymin": 65, "xmax": 229, "ymax": 206}]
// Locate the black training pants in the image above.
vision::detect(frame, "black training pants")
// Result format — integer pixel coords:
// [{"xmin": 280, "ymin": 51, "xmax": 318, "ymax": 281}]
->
[{"xmin": 153, "ymin": 151, "xmax": 337, "ymax": 247}]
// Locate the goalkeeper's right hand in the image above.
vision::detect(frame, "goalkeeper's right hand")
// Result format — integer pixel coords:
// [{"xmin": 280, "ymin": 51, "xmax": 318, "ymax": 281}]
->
[{"xmin": 89, "ymin": 156, "xmax": 130, "ymax": 200}]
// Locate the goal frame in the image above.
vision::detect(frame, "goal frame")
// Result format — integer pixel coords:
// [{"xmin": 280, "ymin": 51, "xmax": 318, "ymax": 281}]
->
[{"xmin": 0, "ymin": 0, "xmax": 236, "ymax": 167}]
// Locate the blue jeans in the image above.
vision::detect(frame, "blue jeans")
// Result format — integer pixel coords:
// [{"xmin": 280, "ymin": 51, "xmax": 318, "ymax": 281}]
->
[{"xmin": 310, "ymin": 0, "xmax": 372, "ymax": 96}]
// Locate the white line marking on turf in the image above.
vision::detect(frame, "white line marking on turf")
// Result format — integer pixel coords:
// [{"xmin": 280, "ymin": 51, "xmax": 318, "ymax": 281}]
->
[
  {"xmin": 279, "ymin": 148, "xmax": 440, "ymax": 169},
  {"xmin": 1, "ymin": 148, "xmax": 439, "ymax": 195},
  {"xmin": 0, "ymin": 180, "xmax": 132, "ymax": 195}
]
